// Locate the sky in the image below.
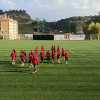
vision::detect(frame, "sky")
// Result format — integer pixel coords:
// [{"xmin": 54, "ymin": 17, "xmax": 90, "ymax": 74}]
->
[{"xmin": 0, "ymin": 0, "xmax": 100, "ymax": 21}]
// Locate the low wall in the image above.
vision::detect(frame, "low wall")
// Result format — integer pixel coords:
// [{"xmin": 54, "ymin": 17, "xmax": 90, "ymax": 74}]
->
[
  {"xmin": 54, "ymin": 34, "xmax": 85, "ymax": 40},
  {"xmin": 33, "ymin": 35, "xmax": 54, "ymax": 40}
]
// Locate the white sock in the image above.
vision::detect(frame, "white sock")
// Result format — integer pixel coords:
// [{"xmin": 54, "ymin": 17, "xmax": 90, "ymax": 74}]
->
[
  {"xmin": 29, "ymin": 64, "xmax": 33, "ymax": 68},
  {"xmin": 12, "ymin": 62, "xmax": 13, "ymax": 65},
  {"xmin": 12, "ymin": 62, "xmax": 15, "ymax": 65},
  {"xmin": 21, "ymin": 63, "xmax": 24, "ymax": 66},
  {"xmin": 66, "ymin": 61, "xmax": 68, "ymax": 64}
]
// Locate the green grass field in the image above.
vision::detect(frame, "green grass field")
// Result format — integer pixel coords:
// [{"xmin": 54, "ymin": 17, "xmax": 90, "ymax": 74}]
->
[{"xmin": 0, "ymin": 40, "xmax": 100, "ymax": 100}]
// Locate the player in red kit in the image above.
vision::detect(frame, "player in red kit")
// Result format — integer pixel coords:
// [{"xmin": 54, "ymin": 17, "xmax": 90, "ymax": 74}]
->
[
  {"xmin": 46, "ymin": 50, "xmax": 51, "ymax": 64},
  {"xmin": 64, "ymin": 50, "xmax": 71, "ymax": 64},
  {"xmin": 20, "ymin": 50, "xmax": 27, "ymax": 66},
  {"xmin": 22, "ymin": 49, "xmax": 27, "ymax": 62},
  {"xmin": 36, "ymin": 47, "xmax": 40, "ymax": 64},
  {"xmin": 57, "ymin": 46, "xmax": 61, "ymax": 64},
  {"xmin": 10, "ymin": 49, "xmax": 17, "ymax": 65},
  {"xmin": 32, "ymin": 53, "xmax": 39, "ymax": 73},
  {"xmin": 23, "ymin": 49, "xmax": 26, "ymax": 58},
  {"xmin": 52, "ymin": 49, "xmax": 55, "ymax": 64},
  {"xmin": 61, "ymin": 48, "xmax": 65, "ymax": 63},
  {"xmin": 29, "ymin": 50, "xmax": 34, "ymax": 67},
  {"xmin": 54, "ymin": 45, "xmax": 56, "ymax": 53},
  {"xmin": 40, "ymin": 46, "xmax": 45, "ymax": 63}
]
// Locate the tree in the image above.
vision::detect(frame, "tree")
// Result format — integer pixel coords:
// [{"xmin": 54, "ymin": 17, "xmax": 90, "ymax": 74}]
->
[
  {"xmin": 95, "ymin": 23, "xmax": 100, "ymax": 40},
  {"xmin": 83, "ymin": 22, "xmax": 100, "ymax": 40},
  {"xmin": 88, "ymin": 22, "xmax": 97, "ymax": 40},
  {"xmin": 82, "ymin": 24, "xmax": 90, "ymax": 40}
]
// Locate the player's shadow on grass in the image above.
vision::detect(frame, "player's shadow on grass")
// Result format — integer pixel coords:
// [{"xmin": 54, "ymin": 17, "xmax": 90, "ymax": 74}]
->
[
  {"xmin": 0, "ymin": 60, "xmax": 31, "ymax": 73},
  {"xmin": 0, "ymin": 70, "xmax": 23, "ymax": 72},
  {"xmin": 0, "ymin": 61, "xmax": 11, "ymax": 64}
]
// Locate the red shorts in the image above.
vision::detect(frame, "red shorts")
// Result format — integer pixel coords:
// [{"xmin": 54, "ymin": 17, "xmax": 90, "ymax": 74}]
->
[
  {"xmin": 21, "ymin": 58, "xmax": 26, "ymax": 63},
  {"xmin": 65, "ymin": 57, "xmax": 68, "ymax": 61},
  {"xmin": 41, "ymin": 56, "xmax": 44, "ymax": 60},
  {"xmin": 12, "ymin": 57, "xmax": 16, "ymax": 61},
  {"xmin": 47, "ymin": 57, "xmax": 50, "ymax": 60},
  {"xmin": 62, "ymin": 54, "xmax": 65, "ymax": 57},
  {"xmin": 57, "ymin": 55, "xmax": 60, "ymax": 59},
  {"xmin": 52, "ymin": 56, "xmax": 55, "ymax": 59}
]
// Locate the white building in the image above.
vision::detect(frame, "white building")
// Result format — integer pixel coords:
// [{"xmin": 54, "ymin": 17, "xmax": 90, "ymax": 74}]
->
[{"xmin": 0, "ymin": 14, "xmax": 18, "ymax": 40}]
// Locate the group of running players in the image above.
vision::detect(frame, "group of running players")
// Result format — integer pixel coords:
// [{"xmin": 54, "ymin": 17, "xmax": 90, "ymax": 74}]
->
[{"xmin": 10, "ymin": 45, "xmax": 71, "ymax": 73}]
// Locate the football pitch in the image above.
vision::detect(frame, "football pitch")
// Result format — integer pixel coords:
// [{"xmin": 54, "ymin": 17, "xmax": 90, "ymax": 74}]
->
[{"xmin": 0, "ymin": 40, "xmax": 100, "ymax": 100}]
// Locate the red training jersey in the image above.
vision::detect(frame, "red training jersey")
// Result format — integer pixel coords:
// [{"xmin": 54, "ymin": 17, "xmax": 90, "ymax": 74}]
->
[
  {"xmin": 62, "ymin": 48, "xmax": 65, "ymax": 56},
  {"xmin": 11, "ymin": 51, "xmax": 17, "ymax": 61},
  {"xmin": 46, "ymin": 51, "xmax": 50, "ymax": 59}
]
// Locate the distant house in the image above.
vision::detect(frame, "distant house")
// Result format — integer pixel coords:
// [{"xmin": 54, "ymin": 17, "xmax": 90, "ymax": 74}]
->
[{"xmin": 0, "ymin": 14, "xmax": 19, "ymax": 40}]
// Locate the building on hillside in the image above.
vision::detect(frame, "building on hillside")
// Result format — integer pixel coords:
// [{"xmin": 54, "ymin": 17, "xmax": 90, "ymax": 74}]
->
[{"xmin": 0, "ymin": 14, "xmax": 19, "ymax": 40}]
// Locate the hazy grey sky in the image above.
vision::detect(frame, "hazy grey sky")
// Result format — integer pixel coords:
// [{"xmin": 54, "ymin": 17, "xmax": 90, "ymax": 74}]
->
[{"xmin": 0, "ymin": 0, "xmax": 100, "ymax": 21}]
